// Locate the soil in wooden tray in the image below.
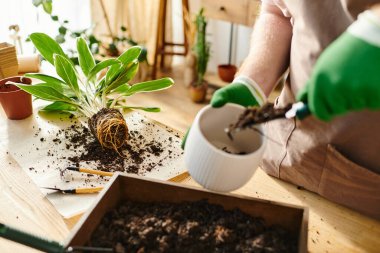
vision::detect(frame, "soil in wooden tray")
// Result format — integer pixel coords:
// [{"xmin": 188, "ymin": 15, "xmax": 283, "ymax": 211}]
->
[{"xmin": 89, "ymin": 200, "xmax": 297, "ymax": 253}]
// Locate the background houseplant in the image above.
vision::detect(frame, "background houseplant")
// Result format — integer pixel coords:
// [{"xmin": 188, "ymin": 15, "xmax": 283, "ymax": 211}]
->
[
  {"xmin": 189, "ymin": 8, "xmax": 210, "ymax": 103},
  {"xmin": 16, "ymin": 33, "xmax": 173, "ymax": 153},
  {"xmin": 31, "ymin": 0, "xmax": 147, "ymax": 63}
]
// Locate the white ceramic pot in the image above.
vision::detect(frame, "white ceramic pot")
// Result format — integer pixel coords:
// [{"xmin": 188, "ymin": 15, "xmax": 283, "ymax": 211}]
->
[{"xmin": 184, "ymin": 104, "xmax": 266, "ymax": 192}]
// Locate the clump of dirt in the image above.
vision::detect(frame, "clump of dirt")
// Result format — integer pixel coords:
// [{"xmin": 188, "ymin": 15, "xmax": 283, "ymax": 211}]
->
[
  {"xmin": 39, "ymin": 119, "xmax": 180, "ymax": 175},
  {"xmin": 88, "ymin": 108, "xmax": 129, "ymax": 152},
  {"xmin": 226, "ymin": 103, "xmax": 292, "ymax": 140},
  {"xmin": 88, "ymin": 200, "xmax": 297, "ymax": 253},
  {"xmin": 221, "ymin": 147, "xmax": 247, "ymax": 155}
]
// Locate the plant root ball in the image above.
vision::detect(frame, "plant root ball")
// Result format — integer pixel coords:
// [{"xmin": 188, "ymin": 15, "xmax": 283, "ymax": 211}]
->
[{"xmin": 88, "ymin": 108, "xmax": 129, "ymax": 151}]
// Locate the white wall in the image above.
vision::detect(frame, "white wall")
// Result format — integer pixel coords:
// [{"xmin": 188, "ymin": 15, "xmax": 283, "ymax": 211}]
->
[{"xmin": 0, "ymin": 0, "xmax": 91, "ymax": 54}]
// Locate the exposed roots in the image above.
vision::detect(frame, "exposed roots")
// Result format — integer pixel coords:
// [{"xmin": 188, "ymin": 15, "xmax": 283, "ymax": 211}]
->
[{"xmin": 88, "ymin": 108, "xmax": 129, "ymax": 153}]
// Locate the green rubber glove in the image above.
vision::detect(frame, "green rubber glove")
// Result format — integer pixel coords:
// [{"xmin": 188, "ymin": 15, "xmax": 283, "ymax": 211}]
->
[
  {"xmin": 211, "ymin": 76, "xmax": 266, "ymax": 108},
  {"xmin": 182, "ymin": 76, "xmax": 265, "ymax": 150},
  {"xmin": 297, "ymin": 10, "xmax": 380, "ymax": 121}
]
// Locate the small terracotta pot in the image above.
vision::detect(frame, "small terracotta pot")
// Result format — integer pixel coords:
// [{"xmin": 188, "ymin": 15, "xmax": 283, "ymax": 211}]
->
[
  {"xmin": 0, "ymin": 76, "xmax": 33, "ymax": 120},
  {"xmin": 217, "ymin": 64, "xmax": 237, "ymax": 83},
  {"xmin": 190, "ymin": 81, "xmax": 208, "ymax": 103}
]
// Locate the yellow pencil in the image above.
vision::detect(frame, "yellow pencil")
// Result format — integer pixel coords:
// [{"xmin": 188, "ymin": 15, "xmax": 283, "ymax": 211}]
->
[{"xmin": 67, "ymin": 166, "xmax": 114, "ymax": 177}]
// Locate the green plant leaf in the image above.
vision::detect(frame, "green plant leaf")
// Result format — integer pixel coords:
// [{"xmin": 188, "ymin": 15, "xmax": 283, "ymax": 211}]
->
[
  {"xmin": 112, "ymin": 83, "xmax": 131, "ymax": 94},
  {"xmin": 104, "ymin": 46, "xmax": 141, "ymax": 86},
  {"xmin": 24, "ymin": 73, "xmax": 77, "ymax": 97},
  {"xmin": 41, "ymin": 101, "xmax": 78, "ymax": 112},
  {"xmin": 25, "ymin": 73, "xmax": 65, "ymax": 86},
  {"xmin": 51, "ymin": 15, "xmax": 59, "ymax": 21},
  {"xmin": 42, "ymin": 0, "xmax": 52, "ymax": 14},
  {"xmin": 121, "ymin": 77, "xmax": 174, "ymax": 96},
  {"xmin": 114, "ymin": 106, "xmax": 161, "ymax": 112},
  {"xmin": 105, "ymin": 46, "xmax": 142, "ymax": 85},
  {"xmin": 25, "ymin": 73, "xmax": 76, "ymax": 97},
  {"xmin": 54, "ymin": 54, "xmax": 80, "ymax": 95},
  {"xmin": 105, "ymin": 62, "xmax": 122, "ymax": 85},
  {"xmin": 104, "ymin": 61, "xmax": 139, "ymax": 93},
  {"xmin": 117, "ymin": 46, "xmax": 142, "ymax": 64},
  {"xmin": 29, "ymin": 33, "xmax": 66, "ymax": 65},
  {"xmin": 87, "ymin": 58, "xmax": 120, "ymax": 81},
  {"xmin": 77, "ymin": 37, "xmax": 95, "ymax": 77},
  {"xmin": 16, "ymin": 83, "xmax": 74, "ymax": 103}
]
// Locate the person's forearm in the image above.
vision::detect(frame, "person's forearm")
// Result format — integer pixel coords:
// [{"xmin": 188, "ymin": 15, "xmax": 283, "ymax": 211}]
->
[
  {"xmin": 371, "ymin": 3, "xmax": 380, "ymax": 16},
  {"xmin": 238, "ymin": 3, "xmax": 292, "ymax": 97}
]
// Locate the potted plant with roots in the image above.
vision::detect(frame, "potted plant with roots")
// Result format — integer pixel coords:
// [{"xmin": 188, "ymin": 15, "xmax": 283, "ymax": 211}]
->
[
  {"xmin": 16, "ymin": 33, "xmax": 173, "ymax": 153},
  {"xmin": 189, "ymin": 8, "xmax": 210, "ymax": 103}
]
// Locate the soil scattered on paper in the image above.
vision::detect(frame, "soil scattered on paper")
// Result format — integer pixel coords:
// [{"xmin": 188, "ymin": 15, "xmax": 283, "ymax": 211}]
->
[
  {"xmin": 89, "ymin": 200, "xmax": 297, "ymax": 253},
  {"xmin": 33, "ymin": 115, "xmax": 182, "ymax": 175}
]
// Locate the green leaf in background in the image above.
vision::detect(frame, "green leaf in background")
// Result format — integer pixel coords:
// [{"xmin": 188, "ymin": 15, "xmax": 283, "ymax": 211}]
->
[
  {"xmin": 105, "ymin": 46, "xmax": 141, "ymax": 85},
  {"xmin": 29, "ymin": 33, "xmax": 66, "ymax": 65},
  {"xmin": 33, "ymin": 0, "xmax": 42, "ymax": 7},
  {"xmin": 42, "ymin": 0, "xmax": 53, "ymax": 14},
  {"xmin": 121, "ymin": 77, "xmax": 174, "ymax": 96},
  {"xmin": 117, "ymin": 46, "xmax": 142, "ymax": 64},
  {"xmin": 16, "ymin": 83, "xmax": 74, "ymax": 103},
  {"xmin": 114, "ymin": 106, "xmax": 161, "ymax": 112},
  {"xmin": 58, "ymin": 26, "xmax": 67, "ymax": 35},
  {"xmin": 87, "ymin": 58, "xmax": 120, "ymax": 81},
  {"xmin": 105, "ymin": 61, "xmax": 139, "ymax": 93},
  {"xmin": 51, "ymin": 15, "xmax": 59, "ymax": 21},
  {"xmin": 54, "ymin": 54, "xmax": 79, "ymax": 95},
  {"xmin": 77, "ymin": 37, "xmax": 95, "ymax": 77},
  {"xmin": 41, "ymin": 101, "xmax": 78, "ymax": 112},
  {"xmin": 55, "ymin": 34, "xmax": 65, "ymax": 44}
]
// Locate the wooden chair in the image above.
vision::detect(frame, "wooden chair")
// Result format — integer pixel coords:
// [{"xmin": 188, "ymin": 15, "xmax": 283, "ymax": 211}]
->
[{"xmin": 152, "ymin": 0, "xmax": 189, "ymax": 79}]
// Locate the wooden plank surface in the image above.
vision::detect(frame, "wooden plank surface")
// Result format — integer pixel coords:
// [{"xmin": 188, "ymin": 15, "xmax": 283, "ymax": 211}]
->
[{"xmin": 0, "ymin": 146, "xmax": 69, "ymax": 253}]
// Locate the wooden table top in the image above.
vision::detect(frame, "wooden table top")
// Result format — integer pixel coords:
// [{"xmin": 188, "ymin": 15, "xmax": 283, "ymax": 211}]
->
[
  {"xmin": 1, "ymin": 149, "xmax": 379, "ymax": 253},
  {"xmin": 1, "ymin": 116, "xmax": 379, "ymax": 253}
]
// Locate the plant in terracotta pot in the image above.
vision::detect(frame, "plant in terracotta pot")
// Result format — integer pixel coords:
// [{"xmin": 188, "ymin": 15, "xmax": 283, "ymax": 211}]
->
[
  {"xmin": 189, "ymin": 8, "xmax": 210, "ymax": 103},
  {"xmin": 17, "ymin": 33, "xmax": 173, "ymax": 153},
  {"xmin": 217, "ymin": 24, "xmax": 237, "ymax": 83},
  {"xmin": 0, "ymin": 76, "xmax": 33, "ymax": 120}
]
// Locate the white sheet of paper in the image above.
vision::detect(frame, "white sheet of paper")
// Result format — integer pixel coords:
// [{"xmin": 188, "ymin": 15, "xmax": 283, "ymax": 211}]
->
[{"xmin": 0, "ymin": 103, "xmax": 186, "ymax": 218}]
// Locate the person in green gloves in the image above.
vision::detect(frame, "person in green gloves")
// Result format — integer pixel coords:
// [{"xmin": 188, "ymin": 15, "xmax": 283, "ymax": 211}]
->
[{"xmin": 188, "ymin": 1, "xmax": 380, "ymax": 219}]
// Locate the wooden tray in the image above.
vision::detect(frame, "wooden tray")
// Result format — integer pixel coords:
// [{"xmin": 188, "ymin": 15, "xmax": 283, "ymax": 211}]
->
[{"xmin": 65, "ymin": 173, "xmax": 308, "ymax": 252}]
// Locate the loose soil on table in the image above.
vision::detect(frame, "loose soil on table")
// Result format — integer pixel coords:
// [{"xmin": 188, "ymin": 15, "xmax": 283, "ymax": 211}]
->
[
  {"xmin": 89, "ymin": 200, "xmax": 297, "ymax": 253},
  {"xmin": 32, "ymin": 114, "xmax": 181, "ymax": 176}
]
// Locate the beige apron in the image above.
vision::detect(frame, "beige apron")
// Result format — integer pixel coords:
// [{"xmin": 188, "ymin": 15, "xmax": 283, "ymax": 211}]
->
[{"xmin": 262, "ymin": 0, "xmax": 380, "ymax": 219}]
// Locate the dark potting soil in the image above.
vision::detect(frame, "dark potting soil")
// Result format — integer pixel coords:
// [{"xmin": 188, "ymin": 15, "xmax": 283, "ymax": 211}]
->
[
  {"xmin": 221, "ymin": 146, "xmax": 247, "ymax": 155},
  {"xmin": 37, "ymin": 116, "xmax": 180, "ymax": 176},
  {"xmin": 88, "ymin": 200, "xmax": 297, "ymax": 253}
]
